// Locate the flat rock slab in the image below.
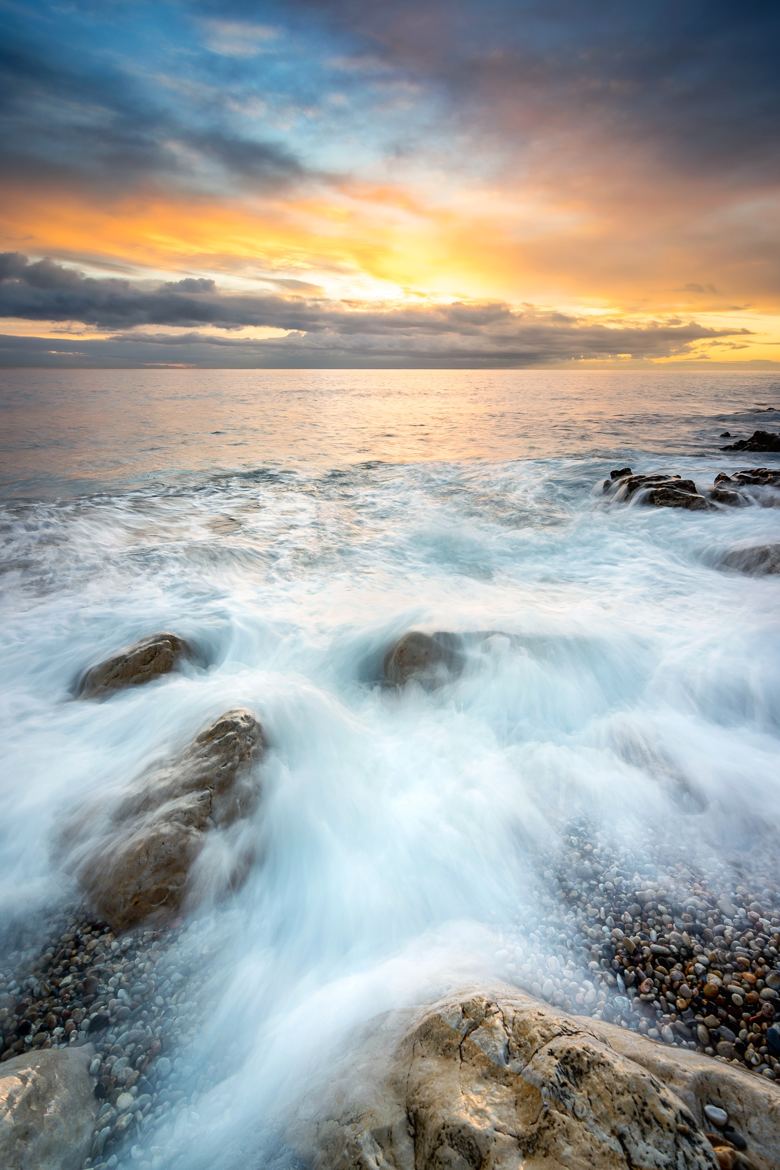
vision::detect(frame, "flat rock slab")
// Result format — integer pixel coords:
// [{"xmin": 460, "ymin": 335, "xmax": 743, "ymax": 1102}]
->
[
  {"xmin": 76, "ymin": 632, "xmax": 193, "ymax": 698},
  {"xmin": 0, "ymin": 1047, "xmax": 97, "ymax": 1170},
  {"xmin": 69, "ymin": 708, "xmax": 267, "ymax": 930},
  {"xmin": 298, "ymin": 988, "xmax": 780, "ymax": 1170}
]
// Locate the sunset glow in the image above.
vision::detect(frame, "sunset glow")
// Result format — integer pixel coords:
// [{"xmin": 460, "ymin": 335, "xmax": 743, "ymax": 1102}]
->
[{"xmin": 1, "ymin": 1, "xmax": 779, "ymax": 367}]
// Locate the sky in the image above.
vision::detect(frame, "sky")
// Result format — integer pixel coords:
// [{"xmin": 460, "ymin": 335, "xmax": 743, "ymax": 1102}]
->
[{"xmin": 1, "ymin": 0, "xmax": 779, "ymax": 368}]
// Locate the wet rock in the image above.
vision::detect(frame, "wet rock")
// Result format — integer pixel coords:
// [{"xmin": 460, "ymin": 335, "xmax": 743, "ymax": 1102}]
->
[
  {"xmin": 709, "ymin": 488, "xmax": 745, "ymax": 507},
  {"xmin": 705, "ymin": 1104, "xmax": 729, "ymax": 1128},
  {"xmin": 76, "ymin": 633, "xmax": 193, "ymax": 699},
  {"xmin": 300, "ymin": 990, "xmax": 761, "ymax": 1170},
  {"xmin": 721, "ymin": 431, "xmax": 780, "ymax": 453},
  {"xmin": 717, "ymin": 545, "xmax": 780, "ymax": 577},
  {"xmin": 715, "ymin": 468, "xmax": 780, "ymax": 488},
  {"xmin": 383, "ymin": 631, "xmax": 463, "ymax": 688},
  {"xmin": 68, "ymin": 709, "xmax": 267, "ymax": 930},
  {"xmin": 767, "ymin": 1025, "xmax": 780, "ymax": 1057},
  {"xmin": 604, "ymin": 471, "xmax": 713, "ymax": 511},
  {"xmin": 0, "ymin": 1047, "xmax": 97, "ymax": 1170}
]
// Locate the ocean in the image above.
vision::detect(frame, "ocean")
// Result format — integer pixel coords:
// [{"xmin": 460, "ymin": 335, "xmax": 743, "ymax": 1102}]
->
[{"xmin": 1, "ymin": 368, "xmax": 779, "ymax": 1168}]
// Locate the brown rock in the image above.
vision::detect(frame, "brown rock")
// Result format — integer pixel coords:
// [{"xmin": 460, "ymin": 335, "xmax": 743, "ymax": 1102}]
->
[
  {"xmin": 603, "ymin": 471, "xmax": 713, "ymax": 511},
  {"xmin": 383, "ymin": 631, "xmax": 463, "ymax": 688},
  {"xmin": 726, "ymin": 468, "xmax": 780, "ymax": 488},
  {"xmin": 69, "ymin": 708, "xmax": 267, "ymax": 930},
  {"xmin": 709, "ymin": 488, "xmax": 745, "ymax": 507},
  {"xmin": 298, "ymin": 989, "xmax": 779, "ymax": 1170},
  {"xmin": 0, "ymin": 1047, "xmax": 97, "ymax": 1170},
  {"xmin": 76, "ymin": 632, "xmax": 193, "ymax": 698}
]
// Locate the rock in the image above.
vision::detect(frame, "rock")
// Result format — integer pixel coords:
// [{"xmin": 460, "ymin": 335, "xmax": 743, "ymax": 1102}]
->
[
  {"xmin": 0, "ymin": 1047, "xmax": 97, "ymax": 1170},
  {"xmin": 298, "ymin": 988, "xmax": 780, "ymax": 1170},
  {"xmin": 705, "ymin": 1104, "xmax": 729, "ymax": 1128},
  {"xmin": 584, "ymin": 1012, "xmax": 780, "ymax": 1170},
  {"xmin": 721, "ymin": 432, "xmax": 732, "ymax": 438},
  {"xmin": 603, "ymin": 471, "xmax": 713, "ymax": 511},
  {"xmin": 767, "ymin": 1025, "xmax": 780, "ymax": 1057},
  {"xmin": 714, "ymin": 469, "xmax": 780, "ymax": 488},
  {"xmin": 68, "ymin": 709, "xmax": 267, "ymax": 930},
  {"xmin": 721, "ymin": 431, "xmax": 780, "ymax": 453},
  {"xmin": 717, "ymin": 545, "xmax": 780, "ymax": 576},
  {"xmin": 709, "ymin": 488, "xmax": 745, "ymax": 507},
  {"xmin": 610, "ymin": 467, "xmax": 633, "ymax": 480},
  {"xmin": 76, "ymin": 633, "xmax": 193, "ymax": 699},
  {"xmin": 383, "ymin": 631, "xmax": 463, "ymax": 688}
]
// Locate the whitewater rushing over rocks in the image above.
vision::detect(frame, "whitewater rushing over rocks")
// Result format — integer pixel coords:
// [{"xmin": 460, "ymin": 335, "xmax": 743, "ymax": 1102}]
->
[{"xmin": 1, "ymin": 372, "xmax": 780, "ymax": 1169}]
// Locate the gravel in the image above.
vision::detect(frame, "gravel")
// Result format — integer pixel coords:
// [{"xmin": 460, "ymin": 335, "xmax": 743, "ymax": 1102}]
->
[{"xmin": 1, "ymin": 819, "xmax": 778, "ymax": 1169}]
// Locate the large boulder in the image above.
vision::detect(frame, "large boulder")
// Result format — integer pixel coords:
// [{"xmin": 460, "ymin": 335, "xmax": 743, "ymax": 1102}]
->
[
  {"xmin": 69, "ymin": 708, "xmax": 267, "ymax": 930},
  {"xmin": 0, "ymin": 1047, "xmax": 97, "ymax": 1170},
  {"xmin": 76, "ymin": 632, "xmax": 193, "ymax": 699},
  {"xmin": 721, "ymin": 431, "xmax": 780, "ymax": 453},
  {"xmin": 383, "ymin": 631, "xmax": 464, "ymax": 688},
  {"xmin": 717, "ymin": 544, "xmax": 780, "ymax": 576},
  {"xmin": 301, "ymin": 990, "xmax": 780, "ymax": 1170},
  {"xmin": 604, "ymin": 470, "xmax": 713, "ymax": 511}
]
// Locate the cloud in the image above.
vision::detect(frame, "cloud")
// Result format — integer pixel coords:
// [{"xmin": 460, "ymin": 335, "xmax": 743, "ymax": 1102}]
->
[
  {"xmin": 0, "ymin": 253, "xmax": 749, "ymax": 367},
  {"xmin": 0, "ymin": 23, "xmax": 313, "ymax": 196},
  {"xmin": 200, "ymin": 18, "xmax": 279, "ymax": 58},
  {"xmin": 163, "ymin": 277, "xmax": 218, "ymax": 292},
  {"xmin": 244, "ymin": 0, "xmax": 780, "ymax": 184}
]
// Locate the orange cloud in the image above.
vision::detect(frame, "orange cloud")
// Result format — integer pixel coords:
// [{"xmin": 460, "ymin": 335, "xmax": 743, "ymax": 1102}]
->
[{"xmin": 1, "ymin": 172, "xmax": 779, "ymax": 363}]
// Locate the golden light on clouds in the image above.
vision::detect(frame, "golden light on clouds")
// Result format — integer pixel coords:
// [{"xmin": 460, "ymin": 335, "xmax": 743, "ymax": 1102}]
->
[{"xmin": 2, "ymin": 173, "xmax": 778, "ymax": 365}]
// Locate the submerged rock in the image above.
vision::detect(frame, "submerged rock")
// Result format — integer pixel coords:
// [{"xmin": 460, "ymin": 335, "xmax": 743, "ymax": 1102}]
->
[
  {"xmin": 302, "ymin": 990, "xmax": 780, "ymax": 1170},
  {"xmin": 717, "ymin": 544, "xmax": 780, "ymax": 576},
  {"xmin": 0, "ymin": 1047, "xmax": 97, "ymax": 1170},
  {"xmin": 604, "ymin": 470, "xmax": 713, "ymax": 511},
  {"xmin": 76, "ymin": 632, "xmax": 194, "ymax": 699},
  {"xmin": 721, "ymin": 431, "xmax": 780, "ymax": 453},
  {"xmin": 383, "ymin": 631, "xmax": 464, "ymax": 688},
  {"xmin": 69, "ymin": 708, "xmax": 267, "ymax": 930}
]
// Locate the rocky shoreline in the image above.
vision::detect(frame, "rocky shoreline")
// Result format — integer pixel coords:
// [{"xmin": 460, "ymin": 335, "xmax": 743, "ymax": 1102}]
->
[
  {"xmin": 0, "ymin": 915, "xmax": 214, "ymax": 1169},
  {"xmin": 2, "ymin": 824, "xmax": 778, "ymax": 1168},
  {"xmin": 2, "ymin": 450, "xmax": 779, "ymax": 1169}
]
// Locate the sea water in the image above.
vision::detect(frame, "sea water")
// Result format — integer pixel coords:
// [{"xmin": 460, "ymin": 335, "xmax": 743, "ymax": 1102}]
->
[{"xmin": 0, "ymin": 368, "xmax": 779, "ymax": 1166}]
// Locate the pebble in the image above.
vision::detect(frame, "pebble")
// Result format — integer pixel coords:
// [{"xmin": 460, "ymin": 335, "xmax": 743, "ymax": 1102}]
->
[
  {"xmin": 2, "ymin": 819, "xmax": 778, "ymax": 1167},
  {"xmin": 706, "ymin": 1099, "xmax": 729, "ymax": 1127},
  {"xmin": 704, "ymin": 1104, "xmax": 729, "ymax": 1130},
  {"xmin": 767, "ymin": 1025, "xmax": 780, "ymax": 1056},
  {"xmin": 0, "ymin": 912, "xmax": 215, "ymax": 1169}
]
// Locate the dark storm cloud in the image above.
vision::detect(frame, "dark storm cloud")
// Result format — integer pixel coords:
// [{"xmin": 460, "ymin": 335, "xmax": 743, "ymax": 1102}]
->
[{"xmin": 0, "ymin": 253, "xmax": 748, "ymax": 368}]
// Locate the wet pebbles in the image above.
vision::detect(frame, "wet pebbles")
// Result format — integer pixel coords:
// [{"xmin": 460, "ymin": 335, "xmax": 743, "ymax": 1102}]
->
[
  {"xmin": 512, "ymin": 823, "xmax": 780, "ymax": 1085},
  {"xmin": 0, "ymin": 913, "xmax": 213, "ymax": 1170},
  {"xmin": 2, "ymin": 825, "xmax": 779, "ymax": 1169}
]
